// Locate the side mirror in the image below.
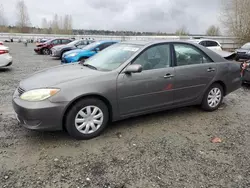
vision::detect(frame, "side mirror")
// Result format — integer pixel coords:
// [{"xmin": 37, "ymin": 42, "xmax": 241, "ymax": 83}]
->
[{"xmin": 124, "ymin": 64, "xmax": 142, "ymax": 74}]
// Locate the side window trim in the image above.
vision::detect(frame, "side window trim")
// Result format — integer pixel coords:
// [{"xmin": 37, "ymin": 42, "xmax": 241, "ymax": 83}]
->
[
  {"xmin": 130, "ymin": 43, "xmax": 172, "ymax": 72},
  {"xmin": 172, "ymin": 42, "xmax": 214, "ymax": 67},
  {"xmin": 131, "ymin": 43, "xmax": 173, "ymax": 67}
]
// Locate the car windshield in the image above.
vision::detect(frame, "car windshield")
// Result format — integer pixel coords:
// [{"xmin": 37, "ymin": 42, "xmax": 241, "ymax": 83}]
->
[
  {"xmin": 242, "ymin": 43, "xmax": 250, "ymax": 49},
  {"xmin": 81, "ymin": 41, "xmax": 104, "ymax": 50},
  {"xmin": 84, "ymin": 43, "xmax": 142, "ymax": 71}
]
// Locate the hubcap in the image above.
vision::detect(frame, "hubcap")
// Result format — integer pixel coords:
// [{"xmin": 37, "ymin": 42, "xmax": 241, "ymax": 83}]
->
[
  {"xmin": 44, "ymin": 49, "xmax": 49, "ymax": 55},
  {"xmin": 75, "ymin": 106, "xmax": 104, "ymax": 134},
  {"xmin": 207, "ymin": 88, "xmax": 222, "ymax": 108}
]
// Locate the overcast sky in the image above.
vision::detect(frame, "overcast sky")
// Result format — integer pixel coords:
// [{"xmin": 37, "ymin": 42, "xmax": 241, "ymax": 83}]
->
[{"xmin": 2, "ymin": 0, "xmax": 222, "ymax": 34}]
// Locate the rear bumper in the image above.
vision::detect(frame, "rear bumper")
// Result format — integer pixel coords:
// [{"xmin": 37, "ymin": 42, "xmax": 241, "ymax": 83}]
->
[
  {"xmin": 243, "ymin": 69, "xmax": 250, "ymax": 82},
  {"xmin": 0, "ymin": 53, "xmax": 13, "ymax": 67}
]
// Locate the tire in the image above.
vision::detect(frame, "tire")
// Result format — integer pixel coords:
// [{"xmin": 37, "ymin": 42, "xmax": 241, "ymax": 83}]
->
[
  {"xmin": 79, "ymin": 57, "xmax": 88, "ymax": 63},
  {"xmin": 201, "ymin": 83, "xmax": 224, "ymax": 111},
  {"xmin": 65, "ymin": 98, "xmax": 109, "ymax": 140},
  {"xmin": 42, "ymin": 48, "xmax": 50, "ymax": 55},
  {"xmin": 60, "ymin": 51, "xmax": 67, "ymax": 59}
]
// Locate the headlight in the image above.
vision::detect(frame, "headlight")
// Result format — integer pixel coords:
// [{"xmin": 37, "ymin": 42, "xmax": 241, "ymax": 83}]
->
[
  {"xmin": 20, "ymin": 88, "xmax": 60, "ymax": 101},
  {"xmin": 68, "ymin": 53, "xmax": 78, "ymax": 57},
  {"xmin": 247, "ymin": 51, "xmax": 250, "ymax": 54}
]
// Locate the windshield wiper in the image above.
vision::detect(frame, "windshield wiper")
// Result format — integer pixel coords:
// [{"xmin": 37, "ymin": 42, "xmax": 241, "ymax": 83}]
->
[{"xmin": 82, "ymin": 63, "xmax": 97, "ymax": 70}]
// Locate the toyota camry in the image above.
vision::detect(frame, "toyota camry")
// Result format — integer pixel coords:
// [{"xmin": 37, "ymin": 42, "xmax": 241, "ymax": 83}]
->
[{"xmin": 13, "ymin": 41, "xmax": 241, "ymax": 140}]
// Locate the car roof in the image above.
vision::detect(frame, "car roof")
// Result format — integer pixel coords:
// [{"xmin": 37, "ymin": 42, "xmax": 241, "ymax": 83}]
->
[
  {"xmin": 96, "ymin": 40, "xmax": 119, "ymax": 43},
  {"xmin": 120, "ymin": 40, "xmax": 198, "ymax": 46},
  {"xmin": 188, "ymin": 39, "xmax": 220, "ymax": 43}
]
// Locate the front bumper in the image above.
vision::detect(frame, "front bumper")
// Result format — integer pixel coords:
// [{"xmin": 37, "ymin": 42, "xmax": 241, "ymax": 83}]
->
[
  {"xmin": 236, "ymin": 53, "xmax": 250, "ymax": 60},
  {"xmin": 12, "ymin": 89, "xmax": 68, "ymax": 131},
  {"xmin": 34, "ymin": 48, "xmax": 41, "ymax": 54},
  {"xmin": 61, "ymin": 56, "xmax": 78, "ymax": 64}
]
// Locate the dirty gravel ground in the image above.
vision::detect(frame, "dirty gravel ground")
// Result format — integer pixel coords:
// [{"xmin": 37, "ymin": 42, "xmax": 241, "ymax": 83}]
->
[{"xmin": 1, "ymin": 43, "xmax": 250, "ymax": 188}]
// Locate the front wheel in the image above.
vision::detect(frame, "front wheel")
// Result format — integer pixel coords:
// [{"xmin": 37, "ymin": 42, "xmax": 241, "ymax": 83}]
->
[
  {"xmin": 79, "ymin": 57, "xmax": 88, "ymax": 63},
  {"xmin": 201, "ymin": 84, "xmax": 223, "ymax": 111},
  {"xmin": 42, "ymin": 48, "xmax": 50, "ymax": 55},
  {"xmin": 65, "ymin": 98, "xmax": 109, "ymax": 140}
]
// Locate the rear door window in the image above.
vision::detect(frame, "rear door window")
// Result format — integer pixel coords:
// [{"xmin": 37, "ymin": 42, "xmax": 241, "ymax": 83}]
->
[
  {"xmin": 51, "ymin": 39, "xmax": 60, "ymax": 45},
  {"xmin": 174, "ymin": 43, "xmax": 213, "ymax": 66},
  {"xmin": 62, "ymin": 39, "xmax": 70, "ymax": 44},
  {"xmin": 205, "ymin": 41, "xmax": 219, "ymax": 47}
]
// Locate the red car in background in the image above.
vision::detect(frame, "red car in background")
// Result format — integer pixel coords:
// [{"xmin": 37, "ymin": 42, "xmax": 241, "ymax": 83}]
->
[
  {"xmin": 0, "ymin": 41, "xmax": 3, "ymax": 45},
  {"xmin": 34, "ymin": 38, "xmax": 72, "ymax": 55}
]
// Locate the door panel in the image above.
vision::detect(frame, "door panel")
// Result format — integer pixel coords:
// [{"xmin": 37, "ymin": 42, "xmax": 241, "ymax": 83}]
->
[
  {"xmin": 173, "ymin": 43, "xmax": 217, "ymax": 104},
  {"xmin": 174, "ymin": 64, "xmax": 216, "ymax": 104},
  {"xmin": 117, "ymin": 68, "xmax": 175, "ymax": 115},
  {"xmin": 117, "ymin": 43, "xmax": 174, "ymax": 115}
]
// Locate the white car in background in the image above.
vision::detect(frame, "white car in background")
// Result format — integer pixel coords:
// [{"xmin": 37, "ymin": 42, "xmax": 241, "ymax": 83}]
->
[
  {"xmin": 0, "ymin": 45, "xmax": 12, "ymax": 67},
  {"xmin": 188, "ymin": 39, "xmax": 223, "ymax": 51}
]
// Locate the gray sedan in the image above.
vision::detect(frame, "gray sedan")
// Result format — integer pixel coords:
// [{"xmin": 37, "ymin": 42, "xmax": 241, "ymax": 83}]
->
[
  {"xmin": 13, "ymin": 41, "xmax": 241, "ymax": 140},
  {"xmin": 51, "ymin": 39, "xmax": 94, "ymax": 59}
]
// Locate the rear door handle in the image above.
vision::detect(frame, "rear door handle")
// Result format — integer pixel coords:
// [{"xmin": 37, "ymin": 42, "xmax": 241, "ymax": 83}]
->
[
  {"xmin": 164, "ymin": 73, "xmax": 174, "ymax": 79},
  {"xmin": 207, "ymin": 67, "xmax": 215, "ymax": 72}
]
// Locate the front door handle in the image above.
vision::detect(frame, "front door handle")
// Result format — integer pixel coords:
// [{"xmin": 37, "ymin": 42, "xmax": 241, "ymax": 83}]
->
[
  {"xmin": 164, "ymin": 73, "xmax": 174, "ymax": 79},
  {"xmin": 207, "ymin": 67, "xmax": 215, "ymax": 72}
]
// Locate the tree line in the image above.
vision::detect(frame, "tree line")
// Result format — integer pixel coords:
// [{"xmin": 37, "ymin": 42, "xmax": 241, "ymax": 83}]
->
[
  {"xmin": 1, "ymin": 0, "xmax": 250, "ymax": 44},
  {"xmin": 0, "ymin": 0, "xmax": 73, "ymax": 34}
]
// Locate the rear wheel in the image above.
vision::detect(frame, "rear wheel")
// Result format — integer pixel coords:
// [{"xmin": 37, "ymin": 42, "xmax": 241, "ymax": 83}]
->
[
  {"xmin": 201, "ymin": 83, "xmax": 223, "ymax": 111},
  {"xmin": 65, "ymin": 98, "xmax": 109, "ymax": 140},
  {"xmin": 42, "ymin": 48, "xmax": 50, "ymax": 55}
]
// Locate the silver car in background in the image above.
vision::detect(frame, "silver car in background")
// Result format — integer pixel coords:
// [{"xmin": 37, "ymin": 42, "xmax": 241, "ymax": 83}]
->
[
  {"xmin": 13, "ymin": 41, "xmax": 241, "ymax": 139},
  {"xmin": 51, "ymin": 39, "xmax": 95, "ymax": 59}
]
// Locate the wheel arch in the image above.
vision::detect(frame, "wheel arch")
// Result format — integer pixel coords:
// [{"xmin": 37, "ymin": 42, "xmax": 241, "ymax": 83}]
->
[
  {"xmin": 211, "ymin": 80, "xmax": 227, "ymax": 96},
  {"xmin": 62, "ymin": 94, "xmax": 113, "ymax": 130}
]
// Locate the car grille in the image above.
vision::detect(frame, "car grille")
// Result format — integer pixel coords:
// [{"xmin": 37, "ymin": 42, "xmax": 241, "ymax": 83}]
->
[{"xmin": 18, "ymin": 87, "xmax": 25, "ymax": 96}]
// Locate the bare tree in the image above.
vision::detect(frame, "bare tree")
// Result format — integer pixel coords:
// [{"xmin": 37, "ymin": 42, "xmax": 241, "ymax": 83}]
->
[
  {"xmin": 206, "ymin": 25, "xmax": 221, "ymax": 36},
  {"xmin": 175, "ymin": 26, "xmax": 189, "ymax": 36},
  {"xmin": 59, "ymin": 16, "xmax": 63, "ymax": 31},
  {"xmin": 221, "ymin": 0, "xmax": 250, "ymax": 44},
  {"xmin": 52, "ymin": 14, "xmax": 59, "ymax": 34},
  {"xmin": 63, "ymin": 15, "xmax": 73, "ymax": 34},
  {"xmin": 16, "ymin": 0, "xmax": 30, "ymax": 32},
  {"xmin": 41, "ymin": 18, "xmax": 48, "ymax": 29},
  {"xmin": 0, "ymin": 4, "xmax": 7, "ymax": 26}
]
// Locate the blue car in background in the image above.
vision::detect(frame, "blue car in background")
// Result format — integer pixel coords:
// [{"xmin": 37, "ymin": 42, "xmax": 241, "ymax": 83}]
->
[{"xmin": 61, "ymin": 40, "xmax": 118, "ymax": 63}]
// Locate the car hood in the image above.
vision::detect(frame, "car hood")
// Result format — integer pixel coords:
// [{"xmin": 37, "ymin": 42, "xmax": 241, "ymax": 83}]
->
[
  {"xmin": 19, "ymin": 64, "xmax": 102, "ymax": 90},
  {"xmin": 64, "ymin": 49, "xmax": 84, "ymax": 56}
]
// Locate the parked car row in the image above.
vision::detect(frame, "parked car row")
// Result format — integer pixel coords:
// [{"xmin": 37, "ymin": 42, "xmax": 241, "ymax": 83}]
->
[
  {"xmin": 15, "ymin": 39, "xmax": 244, "ymax": 140},
  {"xmin": 51, "ymin": 39, "xmax": 95, "ymax": 59}
]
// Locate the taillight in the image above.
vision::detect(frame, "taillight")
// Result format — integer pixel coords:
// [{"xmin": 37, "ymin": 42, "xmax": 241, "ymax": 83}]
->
[{"xmin": 0, "ymin": 50, "xmax": 8, "ymax": 55}]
